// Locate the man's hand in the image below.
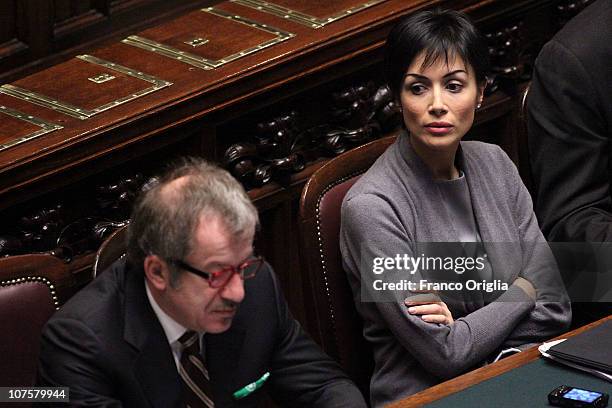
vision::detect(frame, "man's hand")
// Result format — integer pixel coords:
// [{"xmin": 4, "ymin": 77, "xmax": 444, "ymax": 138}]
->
[{"xmin": 405, "ymin": 299, "xmax": 454, "ymax": 325}]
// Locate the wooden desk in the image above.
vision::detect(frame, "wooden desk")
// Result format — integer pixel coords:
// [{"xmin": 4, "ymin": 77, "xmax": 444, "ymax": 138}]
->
[
  {"xmin": 0, "ymin": 0, "xmax": 591, "ymax": 369},
  {"xmin": 390, "ymin": 315, "xmax": 612, "ymax": 408}
]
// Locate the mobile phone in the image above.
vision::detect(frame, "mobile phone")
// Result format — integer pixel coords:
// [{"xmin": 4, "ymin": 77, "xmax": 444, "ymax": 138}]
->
[{"xmin": 548, "ymin": 385, "xmax": 609, "ymax": 408}]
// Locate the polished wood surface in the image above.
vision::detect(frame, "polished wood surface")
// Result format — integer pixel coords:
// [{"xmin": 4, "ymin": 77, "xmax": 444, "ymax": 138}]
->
[
  {"xmin": 0, "ymin": 0, "xmax": 595, "ymax": 340},
  {"xmin": 0, "ymin": 0, "xmax": 215, "ymax": 84},
  {"xmin": 0, "ymin": 0, "xmax": 560, "ymax": 209},
  {"xmin": 389, "ymin": 315, "xmax": 612, "ymax": 408}
]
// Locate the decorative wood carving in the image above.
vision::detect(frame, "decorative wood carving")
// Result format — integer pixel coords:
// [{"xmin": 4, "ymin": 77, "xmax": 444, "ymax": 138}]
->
[
  {"xmin": 0, "ymin": 235, "xmax": 23, "ymax": 257},
  {"xmin": 224, "ymin": 82, "xmax": 400, "ymax": 188},
  {"xmin": 0, "ymin": 0, "xmax": 577, "ymax": 339},
  {"xmin": 325, "ymin": 82, "xmax": 400, "ymax": 153},
  {"xmin": 96, "ymin": 173, "xmax": 144, "ymax": 219},
  {"xmin": 224, "ymin": 110, "xmax": 303, "ymax": 188},
  {"xmin": 51, "ymin": 173, "xmax": 148, "ymax": 259},
  {"xmin": 54, "ymin": 218, "xmax": 129, "ymax": 262},
  {"xmin": 19, "ymin": 203, "xmax": 66, "ymax": 254},
  {"xmin": 0, "ymin": 171, "xmax": 148, "ymax": 259},
  {"xmin": 484, "ymin": 20, "xmax": 526, "ymax": 94},
  {"xmin": 0, "ymin": 84, "xmax": 398, "ymax": 255}
]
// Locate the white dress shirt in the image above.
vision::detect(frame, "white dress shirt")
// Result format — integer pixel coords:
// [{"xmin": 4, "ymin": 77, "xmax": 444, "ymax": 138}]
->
[{"xmin": 145, "ymin": 280, "xmax": 204, "ymax": 369}]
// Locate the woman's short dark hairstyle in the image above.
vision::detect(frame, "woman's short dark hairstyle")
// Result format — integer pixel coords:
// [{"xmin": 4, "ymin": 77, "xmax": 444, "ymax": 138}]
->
[{"xmin": 384, "ymin": 8, "xmax": 489, "ymax": 100}]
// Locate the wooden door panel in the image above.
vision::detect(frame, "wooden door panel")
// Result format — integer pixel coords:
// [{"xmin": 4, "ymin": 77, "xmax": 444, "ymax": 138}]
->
[{"xmin": 0, "ymin": 1, "xmax": 29, "ymax": 63}]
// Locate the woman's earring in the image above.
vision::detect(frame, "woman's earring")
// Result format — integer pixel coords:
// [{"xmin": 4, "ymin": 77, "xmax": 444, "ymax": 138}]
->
[{"xmin": 476, "ymin": 101, "xmax": 482, "ymax": 110}]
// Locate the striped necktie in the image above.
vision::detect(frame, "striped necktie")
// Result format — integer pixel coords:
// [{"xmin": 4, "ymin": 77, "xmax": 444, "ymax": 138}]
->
[{"xmin": 178, "ymin": 331, "xmax": 215, "ymax": 408}]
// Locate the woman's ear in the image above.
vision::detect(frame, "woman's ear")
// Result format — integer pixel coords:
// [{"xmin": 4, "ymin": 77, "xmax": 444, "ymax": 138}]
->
[
  {"xmin": 477, "ymin": 78, "xmax": 487, "ymax": 108},
  {"xmin": 144, "ymin": 254, "xmax": 170, "ymax": 291}
]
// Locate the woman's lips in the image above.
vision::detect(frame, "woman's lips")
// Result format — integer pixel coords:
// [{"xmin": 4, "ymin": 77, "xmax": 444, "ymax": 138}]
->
[{"xmin": 424, "ymin": 123, "xmax": 454, "ymax": 135}]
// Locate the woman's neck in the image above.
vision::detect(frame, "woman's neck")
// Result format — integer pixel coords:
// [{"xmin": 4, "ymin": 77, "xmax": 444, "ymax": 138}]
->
[{"xmin": 409, "ymin": 136, "xmax": 460, "ymax": 180}]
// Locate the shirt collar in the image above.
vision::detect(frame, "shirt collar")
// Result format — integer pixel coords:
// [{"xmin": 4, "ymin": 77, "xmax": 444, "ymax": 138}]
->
[{"xmin": 145, "ymin": 279, "xmax": 188, "ymax": 345}]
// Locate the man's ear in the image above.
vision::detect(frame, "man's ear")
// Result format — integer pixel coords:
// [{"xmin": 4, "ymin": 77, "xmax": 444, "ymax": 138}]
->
[{"xmin": 144, "ymin": 255, "xmax": 170, "ymax": 291}]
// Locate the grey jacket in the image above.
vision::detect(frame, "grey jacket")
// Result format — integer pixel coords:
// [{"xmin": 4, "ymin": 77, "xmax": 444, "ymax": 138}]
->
[{"xmin": 340, "ymin": 132, "xmax": 571, "ymax": 407}]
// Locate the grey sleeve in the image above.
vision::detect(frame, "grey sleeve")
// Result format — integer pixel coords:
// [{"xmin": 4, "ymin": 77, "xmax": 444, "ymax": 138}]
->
[
  {"xmin": 502, "ymin": 150, "xmax": 572, "ymax": 346},
  {"xmin": 341, "ymin": 194, "xmax": 535, "ymax": 380}
]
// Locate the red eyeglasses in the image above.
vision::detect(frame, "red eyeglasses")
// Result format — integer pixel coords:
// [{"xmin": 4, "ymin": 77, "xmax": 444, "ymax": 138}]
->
[{"xmin": 168, "ymin": 256, "xmax": 264, "ymax": 288}]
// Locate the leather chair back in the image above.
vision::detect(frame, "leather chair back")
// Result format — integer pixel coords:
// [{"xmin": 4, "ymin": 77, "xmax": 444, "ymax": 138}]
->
[
  {"xmin": 0, "ymin": 254, "xmax": 64, "ymax": 388},
  {"xmin": 93, "ymin": 225, "xmax": 128, "ymax": 276},
  {"xmin": 299, "ymin": 134, "xmax": 396, "ymax": 396}
]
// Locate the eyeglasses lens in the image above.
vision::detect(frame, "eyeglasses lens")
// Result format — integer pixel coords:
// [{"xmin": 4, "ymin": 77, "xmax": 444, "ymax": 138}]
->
[{"xmin": 210, "ymin": 258, "xmax": 263, "ymax": 288}]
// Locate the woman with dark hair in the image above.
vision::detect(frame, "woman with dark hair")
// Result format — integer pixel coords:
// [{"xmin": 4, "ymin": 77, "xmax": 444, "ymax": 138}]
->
[{"xmin": 340, "ymin": 9, "xmax": 571, "ymax": 406}]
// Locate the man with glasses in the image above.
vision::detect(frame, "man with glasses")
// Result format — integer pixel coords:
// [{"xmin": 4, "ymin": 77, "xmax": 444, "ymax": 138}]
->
[{"xmin": 38, "ymin": 159, "xmax": 366, "ymax": 407}]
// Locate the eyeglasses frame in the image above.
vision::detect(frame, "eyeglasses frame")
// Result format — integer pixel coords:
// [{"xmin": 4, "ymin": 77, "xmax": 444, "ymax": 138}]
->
[{"xmin": 167, "ymin": 256, "xmax": 264, "ymax": 288}]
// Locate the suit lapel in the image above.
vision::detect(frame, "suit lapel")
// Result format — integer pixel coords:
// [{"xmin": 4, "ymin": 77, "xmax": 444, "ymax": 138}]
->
[
  {"xmin": 206, "ymin": 324, "xmax": 246, "ymax": 407},
  {"xmin": 123, "ymin": 267, "xmax": 183, "ymax": 408}
]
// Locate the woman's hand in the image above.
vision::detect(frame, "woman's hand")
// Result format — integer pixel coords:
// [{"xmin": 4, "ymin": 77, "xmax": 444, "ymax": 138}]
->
[{"xmin": 405, "ymin": 299, "xmax": 454, "ymax": 325}]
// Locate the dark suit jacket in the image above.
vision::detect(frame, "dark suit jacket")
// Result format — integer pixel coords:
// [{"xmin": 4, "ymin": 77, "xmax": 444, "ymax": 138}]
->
[
  {"xmin": 528, "ymin": 0, "xmax": 612, "ymax": 242},
  {"xmin": 38, "ymin": 259, "xmax": 366, "ymax": 407},
  {"xmin": 527, "ymin": 0, "xmax": 612, "ymax": 319}
]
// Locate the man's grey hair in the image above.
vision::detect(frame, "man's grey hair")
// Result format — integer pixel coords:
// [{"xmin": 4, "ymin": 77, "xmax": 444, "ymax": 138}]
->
[{"xmin": 127, "ymin": 158, "xmax": 258, "ymax": 283}]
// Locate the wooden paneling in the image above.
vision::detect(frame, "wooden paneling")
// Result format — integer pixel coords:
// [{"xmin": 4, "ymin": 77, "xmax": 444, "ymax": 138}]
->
[
  {"xmin": 0, "ymin": 0, "xmax": 217, "ymax": 84},
  {"xmin": 53, "ymin": 0, "xmax": 99, "ymax": 24},
  {"xmin": 122, "ymin": 8, "xmax": 294, "ymax": 70},
  {"xmin": 0, "ymin": 1, "xmax": 30, "ymax": 70},
  {"xmin": 0, "ymin": 1, "xmax": 26, "ymax": 59},
  {"xmin": 0, "ymin": 1, "xmax": 18, "ymax": 43},
  {"xmin": 108, "ymin": 0, "xmax": 157, "ymax": 14},
  {"xmin": 53, "ymin": 0, "xmax": 107, "ymax": 40},
  {"xmin": 4, "ymin": 55, "xmax": 171, "ymax": 119},
  {"xmin": 0, "ymin": 0, "xmax": 594, "ymax": 342}
]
